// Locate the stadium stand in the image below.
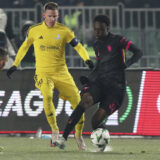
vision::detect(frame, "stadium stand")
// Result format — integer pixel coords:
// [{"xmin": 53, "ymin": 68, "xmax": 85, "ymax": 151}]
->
[{"xmin": 2, "ymin": 3, "xmax": 160, "ymax": 68}]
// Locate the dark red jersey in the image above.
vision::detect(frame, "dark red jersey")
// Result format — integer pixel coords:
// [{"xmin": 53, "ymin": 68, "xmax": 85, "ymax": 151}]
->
[{"xmin": 88, "ymin": 32, "xmax": 142, "ymax": 83}]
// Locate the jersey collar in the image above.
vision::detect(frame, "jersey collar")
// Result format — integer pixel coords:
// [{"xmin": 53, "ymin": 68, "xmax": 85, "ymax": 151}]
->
[{"xmin": 42, "ymin": 21, "xmax": 57, "ymax": 29}]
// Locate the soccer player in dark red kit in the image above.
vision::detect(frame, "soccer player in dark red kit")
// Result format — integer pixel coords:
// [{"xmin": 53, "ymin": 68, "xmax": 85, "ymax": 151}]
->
[{"xmin": 56, "ymin": 14, "xmax": 142, "ymax": 150}]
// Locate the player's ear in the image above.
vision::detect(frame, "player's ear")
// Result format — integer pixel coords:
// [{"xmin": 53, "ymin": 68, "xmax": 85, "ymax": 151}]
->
[{"xmin": 42, "ymin": 13, "xmax": 45, "ymax": 19}]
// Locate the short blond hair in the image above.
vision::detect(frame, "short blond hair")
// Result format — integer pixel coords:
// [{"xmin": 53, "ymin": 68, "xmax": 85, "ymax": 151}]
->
[{"xmin": 44, "ymin": 2, "xmax": 58, "ymax": 11}]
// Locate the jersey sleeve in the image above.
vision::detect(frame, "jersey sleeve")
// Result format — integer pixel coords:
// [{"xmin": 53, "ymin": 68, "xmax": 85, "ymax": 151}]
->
[
  {"xmin": 66, "ymin": 28, "xmax": 75, "ymax": 43},
  {"xmin": 119, "ymin": 36, "xmax": 132, "ymax": 50},
  {"xmin": 74, "ymin": 42, "xmax": 90, "ymax": 61},
  {"xmin": 119, "ymin": 35, "xmax": 142, "ymax": 67},
  {"xmin": 65, "ymin": 27, "xmax": 90, "ymax": 61},
  {"xmin": 13, "ymin": 28, "xmax": 34, "ymax": 67}
]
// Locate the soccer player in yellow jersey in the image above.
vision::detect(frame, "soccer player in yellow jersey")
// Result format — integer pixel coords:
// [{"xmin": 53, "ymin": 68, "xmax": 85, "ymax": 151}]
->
[{"xmin": 7, "ymin": 2, "xmax": 94, "ymax": 150}]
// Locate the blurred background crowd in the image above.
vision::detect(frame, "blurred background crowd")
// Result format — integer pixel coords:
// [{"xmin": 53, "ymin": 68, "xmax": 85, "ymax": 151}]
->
[
  {"xmin": 1, "ymin": 0, "xmax": 160, "ymax": 68},
  {"xmin": 0, "ymin": 0, "xmax": 160, "ymax": 8}
]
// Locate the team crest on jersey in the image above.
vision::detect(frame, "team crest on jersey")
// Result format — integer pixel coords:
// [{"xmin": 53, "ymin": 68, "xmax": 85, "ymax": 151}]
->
[
  {"xmin": 107, "ymin": 45, "xmax": 112, "ymax": 52},
  {"xmin": 54, "ymin": 34, "xmax": 60, "ymax": 39}
]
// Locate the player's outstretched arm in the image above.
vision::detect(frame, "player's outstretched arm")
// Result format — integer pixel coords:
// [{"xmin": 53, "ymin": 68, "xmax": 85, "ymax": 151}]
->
[
  {"xmin": 69, "ymin": 38, "xmax": 94, "ymax": 69},
  {"xmin": 74, "ymin": 43, "xmax": 94, "ymax": 69}
]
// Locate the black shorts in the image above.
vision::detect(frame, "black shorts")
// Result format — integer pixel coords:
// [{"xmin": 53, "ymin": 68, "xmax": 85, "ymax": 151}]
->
[{"xmin": 81, "ymin": 80, "xmax": 126, "ymax": 115}]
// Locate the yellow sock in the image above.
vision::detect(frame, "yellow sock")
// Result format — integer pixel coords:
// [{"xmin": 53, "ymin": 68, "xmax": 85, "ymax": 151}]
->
[
  {"xmin": 43, "ymin": 97, "xmax": 59, "ymax": 132},
  {"xmin": 47, "ymin": 112, "xmax": 59, "ymax": 132},
  {"xmin": 68, "ymin": 91, "xmax": 84, "ymax": 138},
  {"xmin": 75, "ymin": 113, "xmax": 85, "ymax": 137}
]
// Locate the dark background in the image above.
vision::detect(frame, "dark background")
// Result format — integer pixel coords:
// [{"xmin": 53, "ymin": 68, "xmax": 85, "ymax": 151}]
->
[{"xmin": 0, "ymin": 69, "xmax": 142, "ymax": 134}]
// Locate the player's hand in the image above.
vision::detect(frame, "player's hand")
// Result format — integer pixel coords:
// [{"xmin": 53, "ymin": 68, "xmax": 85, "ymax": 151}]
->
[
  {"xmin": 85, "ymin": 60, "xmax": 94, "ymax": 70},
  {"xmin": 7, "ymin": 66, "xmax": 17, "ymax": 79},
  {"xmin": 80, "ymin": 76, "xmax": 89, "ymax": 85}
]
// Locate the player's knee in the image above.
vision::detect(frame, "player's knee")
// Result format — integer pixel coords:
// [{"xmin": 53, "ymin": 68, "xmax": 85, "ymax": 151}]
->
[
  {"xmin": 80, "ymin": 93, "xmax": 93, "ymax": 109},
  {"xmin": 70, "ymin": 93, "xmax": 81, "ymax": 109}
]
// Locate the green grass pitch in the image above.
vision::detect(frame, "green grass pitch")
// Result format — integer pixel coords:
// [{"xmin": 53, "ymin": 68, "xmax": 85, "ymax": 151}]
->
[{"xmin": 0, "ymin": 136, "xmax": 160, "ymax": 160}]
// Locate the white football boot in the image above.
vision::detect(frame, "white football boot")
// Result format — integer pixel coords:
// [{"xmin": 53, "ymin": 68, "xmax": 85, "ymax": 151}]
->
[
  {"xmin": 50, "ymin": 131, "xmax": 59, "ymax": 147},
  {"xmin": 56, "ymin": 137, "xmax": 66, "ymax": 149}
]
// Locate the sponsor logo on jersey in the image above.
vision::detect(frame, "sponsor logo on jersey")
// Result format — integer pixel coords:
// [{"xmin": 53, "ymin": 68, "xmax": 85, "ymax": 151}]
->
[
  {"xmin": 40, "ymin": 45, "xmax": 59, "ymax": 51},
  {"xmin": 107, "ymin": 45, "xmax": 112, "ymax": 52},
  {"xmin": 54, "ymin": 34, "xmax": 60, "ymax": 39}
]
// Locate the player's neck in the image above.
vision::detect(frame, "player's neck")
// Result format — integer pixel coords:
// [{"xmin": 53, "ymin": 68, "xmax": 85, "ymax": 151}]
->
[
  {"xmin": 99, "ymin": 33, "xmax": 110, "ymax": 41},
  {"xmin": 44, "ymin": 21, "xmax": 56, "ymax": 28}
]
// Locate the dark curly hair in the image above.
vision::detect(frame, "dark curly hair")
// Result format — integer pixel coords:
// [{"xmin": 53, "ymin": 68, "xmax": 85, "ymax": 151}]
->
[{"xmin": 93, "ymin": 15, "xmax": 110, "ymax": 27}]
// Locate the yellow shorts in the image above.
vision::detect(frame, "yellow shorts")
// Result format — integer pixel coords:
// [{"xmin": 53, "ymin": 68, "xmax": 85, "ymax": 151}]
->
[{"xmin": 34, "ymin": 72, "xmax": 80, "ymax": 108}]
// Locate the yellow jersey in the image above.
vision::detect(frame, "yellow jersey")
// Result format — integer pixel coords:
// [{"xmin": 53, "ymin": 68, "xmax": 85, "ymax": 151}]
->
[{"xmin": 13, "ymin": 21, "xmax": 89, "ymax": 74}]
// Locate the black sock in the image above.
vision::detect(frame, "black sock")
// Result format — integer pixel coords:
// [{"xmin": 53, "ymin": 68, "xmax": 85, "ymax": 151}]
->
[{"xmin": 63, "ymin": 105, "xmax": 85, "ymax": 140}]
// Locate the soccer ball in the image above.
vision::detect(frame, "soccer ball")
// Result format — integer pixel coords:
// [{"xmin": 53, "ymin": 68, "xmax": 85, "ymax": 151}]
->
[{"xmin": 90, "ymin": 128, "xmax": 110, "ymax": 147}]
